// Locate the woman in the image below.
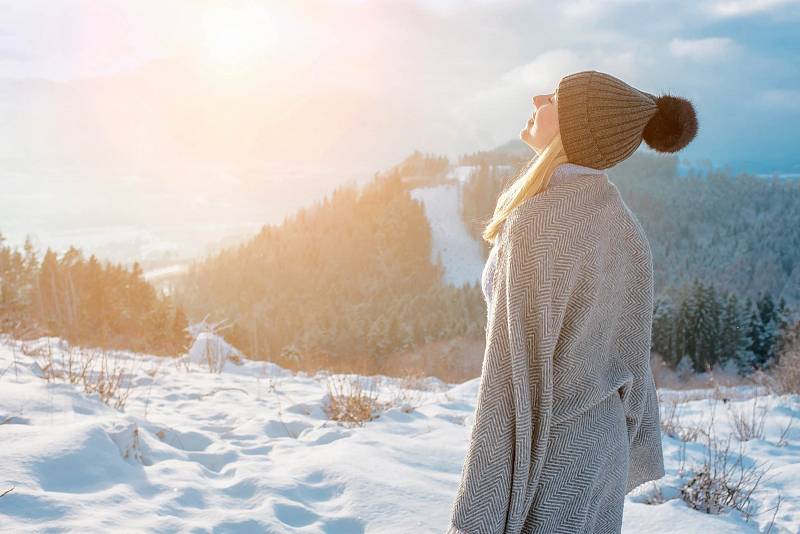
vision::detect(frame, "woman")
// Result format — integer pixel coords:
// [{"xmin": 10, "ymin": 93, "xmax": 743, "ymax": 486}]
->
[{"xmin": 446, "ymin": 70, "xmax": 698, "ymax": 534}]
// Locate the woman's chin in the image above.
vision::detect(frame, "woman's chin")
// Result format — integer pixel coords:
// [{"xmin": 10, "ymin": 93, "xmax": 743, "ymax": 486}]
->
[{"xmin": 520, "ymin": 131, "xmax": 535, "ymax": 150}]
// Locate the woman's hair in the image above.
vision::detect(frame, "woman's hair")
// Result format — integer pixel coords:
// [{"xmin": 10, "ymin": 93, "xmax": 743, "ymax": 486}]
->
[{"xmin": 481, "ymin": 132, "xmax": 570, "ymax": 245}]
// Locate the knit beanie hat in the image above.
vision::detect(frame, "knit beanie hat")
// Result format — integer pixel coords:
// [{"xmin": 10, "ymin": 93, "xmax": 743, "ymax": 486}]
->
[{"xmin": 556, "ymin": 70, "xmax": 699, "ymax": 170}]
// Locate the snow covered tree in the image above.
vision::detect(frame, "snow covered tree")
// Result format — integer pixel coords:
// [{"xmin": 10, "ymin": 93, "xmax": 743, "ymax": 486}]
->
[
  {"xmin": 719, "ymin": 293, "xmax": 751, "ymax": 375},
  {"xmin": 652, "ymin": 294, "xmax": 677, "ymax": 365},
  {"xmin": 676, "ymin": 354, "xmax": 694, "ymax": 377},
  {"xmin": 746, "ymin": 293, "xmax": 791, "ymax": 370}
]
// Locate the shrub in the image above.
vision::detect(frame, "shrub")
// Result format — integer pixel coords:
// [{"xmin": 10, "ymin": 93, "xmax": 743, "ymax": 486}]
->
[
  {"xmin": 322, "ymin": 375, "xmax": 388, "ymax": 426},
  {"xmin": 725, "ymin": 387, "xmax": 769, "ymax": 442},
  {"xmin": 679, "ymin": 409, "xmax": 772, "ymax": 521},
  {"xmin": 772, "ymin": 325, "xmax": 800, "ymax": 395},
  {"xmin": 26, "ymin": 338, "xmax": 135, "ymax": 410},
  {"xmin": 660, "ymin": 398, "xmax": 704, "ymax": 442}
]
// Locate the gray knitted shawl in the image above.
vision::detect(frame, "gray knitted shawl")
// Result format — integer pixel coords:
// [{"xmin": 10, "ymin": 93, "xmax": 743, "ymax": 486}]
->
[{"xmin": 448, "ymin": 163, "xmax": 665, "ymax": 533}]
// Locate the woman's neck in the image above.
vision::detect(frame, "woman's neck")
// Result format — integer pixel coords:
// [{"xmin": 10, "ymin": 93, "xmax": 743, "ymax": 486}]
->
[{"xmin": 549, "ymin": 162, "xmax": 607, "ymax": 187}]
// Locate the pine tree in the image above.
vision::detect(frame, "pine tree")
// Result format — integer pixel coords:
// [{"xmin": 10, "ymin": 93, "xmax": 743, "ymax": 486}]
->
[
  {"xmin": 749, "ymin": 293, "xmax": 781, "ymax": 369},
  {"xmin": 172, "ymin": 304, "xmax": 191, "ymax": 355},
  {"xmin": 694, "ymin": 281, "xmax": 723, "ymax": 371},
  {"xmin": 773, "ymin": 297, "xmax": 794, "ymax": 364},
  {"xmin": 676, "ymin": 354, "xmax": 693, "ymax": 377},
  {"xmin": 675, "ymin": 280, "xmax": 698, "ymax": 371},
  {"xmin": 38, "ymin": 249, "xmax": 62, "ymax": 330},
  {"xmin": 145, "ymin": 297, "xmax": 172, "ymax": 354},
  {"xmin": 745, "ymin": 297, "xmax": 765, "ymax": 372},
  {"xmin": 719, "ymin": 292, "xmax": 750, "ymax": 375},
  {"xmin": 652, "ymin": 294, "xmax": 677, "ymax": 366}
]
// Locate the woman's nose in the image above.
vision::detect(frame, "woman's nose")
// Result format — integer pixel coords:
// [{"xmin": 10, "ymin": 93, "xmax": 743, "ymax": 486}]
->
[{"xmin": 532, "ymin": 95, "xmax": 544, "ymax": 108}]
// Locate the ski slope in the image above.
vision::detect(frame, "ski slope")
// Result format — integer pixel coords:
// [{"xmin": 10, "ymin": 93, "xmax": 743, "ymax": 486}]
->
[{"xmin": 410, "ymin": 173, "xmax": 486, "ymax": 288}]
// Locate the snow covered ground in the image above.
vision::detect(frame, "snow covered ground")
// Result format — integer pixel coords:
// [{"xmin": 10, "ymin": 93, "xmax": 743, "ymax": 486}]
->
[
  {"xmin": 1, "ymin": 336, "xmax": 799, "ymax": 533},
  {"xmin": 448, "ymin": 165, "xmax": 478, "ymax": 185},
  {"xmin": 410, "ymin": 182, "xmax": 486, "ymax": 288},
  {"xmin": 409, "ymin": 164, "xmax": 518, "ymax": 288}
]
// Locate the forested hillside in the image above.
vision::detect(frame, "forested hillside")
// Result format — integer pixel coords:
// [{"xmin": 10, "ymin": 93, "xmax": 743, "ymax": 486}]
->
[
  {"xmin": 0, "ymin": 235, "xmax": 190, "ymax": 355},
  {"xmin": 172, "ymin": 148, "xmax": 798, "ymax": 381},
  {"xmin": 173, "ymin": 167, "xmax": 486, "ymax": 376},
  {"xmin": 460, "ymin": 150, "xmax": 800, "ymax": 311},
  {"xmin": 458, "ymin": 148, "xmax": 799, "ymax": 376}
]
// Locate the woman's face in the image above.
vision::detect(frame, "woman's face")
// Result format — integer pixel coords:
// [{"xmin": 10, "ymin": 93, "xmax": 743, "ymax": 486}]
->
[{"xmin": 520, "ymin": 91, "xmax": 559, "ymax": 154}]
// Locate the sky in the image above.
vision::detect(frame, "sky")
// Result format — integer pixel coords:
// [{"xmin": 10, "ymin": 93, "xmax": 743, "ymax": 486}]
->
[
  {"xmin": 0, "ymin": 0, "xmax": 798, "ymax": 169},
  {"xmin": 0, "ymin": 0, "xmax": 798, "ymax": 259}
]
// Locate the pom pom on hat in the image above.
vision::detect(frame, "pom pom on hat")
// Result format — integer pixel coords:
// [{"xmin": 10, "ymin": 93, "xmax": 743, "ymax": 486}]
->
[{"xmin": 642, "ymin": 93, "xmax": 699, "ymax": 153}]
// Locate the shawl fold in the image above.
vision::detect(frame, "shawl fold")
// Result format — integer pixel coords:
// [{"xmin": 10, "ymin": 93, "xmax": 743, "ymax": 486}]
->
[{"xmin": 447, "ymin": 172, "xmax": 664, "ymax": 534}]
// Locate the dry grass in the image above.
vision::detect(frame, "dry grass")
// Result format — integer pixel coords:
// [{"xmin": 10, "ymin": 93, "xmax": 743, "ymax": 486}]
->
[
  {"xmin": 764, "ymin": 495, "xmax": 785, "ymax": 534},
  {"xmin": 384, "ymin": 373, "xmax": 428, "ymax": 414},
  {"xmin": 173, "ymin": 353, "xmax": 193, "ymax": 373},
  {"xmin": 672, "ymin": 392, "xmax": 776, "ymax": 523},
  {"xmin": 771, "ymin": 327, "xmax": 800, "ymax": 395},
  {"xmin": 320, "ymin": 367, "xmax": 440, "ymax": 428},
  {"xmin": 23, "ymin": 337, "xmax": 136, "ymax": 410},
  {"xmin": 777, "ymin": 414, "xmax": 795, "ymax": 448},
  {"xmin": 397, "ymin": 366, "xmax": 438, "ymax": 392},
  {"xmin": 725, "ymin": 387, "xmax": 769, "ymax": 442},
  {"xmin": 120, "ymin": 423, "xmax": 147, "ymax": 464},
  {"xmin": 660, "ymin": 398, "xmax": 705, "ymax": 442},
  {"xmin": 140, "ymin": 360, "xmax": 164, "ymax": 421},
  {"xmin": 653, "ymin": 390, "xmax": 782, "ymax": 525},
  {"xmin": 323, "ymin": 374, "xmax": 388, "ymax": 426},
  {"xmin": 650, "ymin": 352, "xmax": 779, "ymax": 394},
  {"xmin": 680, "ymin": 432, "xmax": 771, "ymax": 519}
]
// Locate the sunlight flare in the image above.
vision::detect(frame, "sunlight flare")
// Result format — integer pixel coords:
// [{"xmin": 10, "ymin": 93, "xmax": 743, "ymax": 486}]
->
[{"xmin": 200, "ymin": 6, "xmax": 278, "ymax": 68}]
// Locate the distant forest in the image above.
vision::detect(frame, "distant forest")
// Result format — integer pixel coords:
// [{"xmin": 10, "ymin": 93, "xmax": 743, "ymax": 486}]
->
[
  {"xmin": 174, "ymin": 148, "xmax": 798, "ymax": 379},
  {"xmin": 173, "ymin": 168, "xmax": 487, "ymax": 376},
  {"xmin": 459, "ymin": 149, "xmax": 799, "ymax": 375},
  {"xmin": 3, "ymin": 147, "xmax": 797, "ymax": 381},
  {"xmin": 0, "ymin": 236, "xmax": 190, "ymax": 355},
  {"xmin": 461, "ymin": 150, "xmax": 800, "ymax": 311}
]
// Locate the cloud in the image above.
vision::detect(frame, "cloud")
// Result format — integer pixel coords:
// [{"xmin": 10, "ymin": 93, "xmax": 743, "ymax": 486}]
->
[
  {"xmin": 405, "ymin": 0, "xmax": 527, "ymax": 15},
  {"xmin": 560, "ymin": 0, "xmax": 651, "ymax": 19},
  {"xmin": 455, "ymin": 48, "xmax": 585, "ymax": 121},
  {"xmin": 669, "ymin": 37, "xmax": 738, "ymax": 60},
  {"xmin": 450, "ymin": 46, "xmax": 649, "ymax": 149},
  {"xmin": 499, "ymin": 49, "xmax": 585, "ymax": 91},
  {"xmin": 704, "ymin": 0, "xmax": 800, "ymax": 17},
  {"xmin": 476, "ymin": 46, "xmax": 644, "ymax": 101}
]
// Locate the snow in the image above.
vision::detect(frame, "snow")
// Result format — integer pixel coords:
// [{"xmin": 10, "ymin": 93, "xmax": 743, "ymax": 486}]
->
[
  {"xmin": 410, "ymin": 184, "xmax": 486, "ymax": 288},
  {"xmin": 142, "ymin": 263, "xmax": 190, "ymax": 282},
  {"xmin": 447, "ymin": 165, "xmax": 478, "ymax": 184},
  {"xmin": 445, "ymin": 165, "xmax": 514, "ymax": 185},
  {"xmin": 410, "ymin": 164, "xmax": 519, "ymax": 288},
  {"xmin": 185, "ymin": 332, "xmax": 245, "ymax": 371},
  {"xmin": 1, "ymin": 336, "xmax": 799, "ymax": 533}
]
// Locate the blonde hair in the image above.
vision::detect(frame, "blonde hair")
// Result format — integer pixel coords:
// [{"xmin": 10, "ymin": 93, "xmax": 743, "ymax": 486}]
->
[{"xmin": 482, "ymin": 132, "xmax": 570, "ymax": 245}]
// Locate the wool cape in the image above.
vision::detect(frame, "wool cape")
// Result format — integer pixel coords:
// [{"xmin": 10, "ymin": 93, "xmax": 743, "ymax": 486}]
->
[{"xmin": 446, "ymin": 164, "xmax": 665, "ymax": 534}]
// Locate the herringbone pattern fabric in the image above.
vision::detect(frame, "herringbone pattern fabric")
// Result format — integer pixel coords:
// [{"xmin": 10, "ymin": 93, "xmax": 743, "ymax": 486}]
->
[{"xmin": 447, "ymin": 168, "xmax": 665, "ymax": 534}]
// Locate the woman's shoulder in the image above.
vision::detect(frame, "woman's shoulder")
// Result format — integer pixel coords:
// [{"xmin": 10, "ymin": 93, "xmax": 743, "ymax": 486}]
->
[{"xmin": 504, "ymin": 175, "xmax": 617, "ymax": 244}]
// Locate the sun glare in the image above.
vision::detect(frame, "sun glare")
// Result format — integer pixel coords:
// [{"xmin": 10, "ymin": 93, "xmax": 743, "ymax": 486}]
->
[{"xmin": 200, "ymin": 7, "xmax": 277, "ymax": 68}]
